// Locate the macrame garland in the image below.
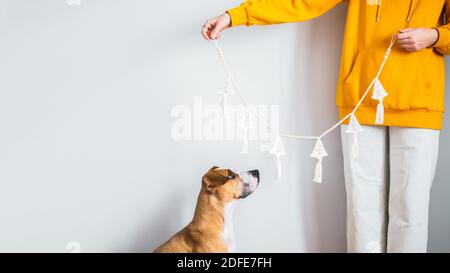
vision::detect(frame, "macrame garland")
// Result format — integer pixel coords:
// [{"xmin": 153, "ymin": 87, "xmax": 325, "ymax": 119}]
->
[
  {"xmin": 218, "ymin": 78, "xmax": 234, "ymax": 116},
  {"xmin": 269, "ymin": 135, "xmax": 286, "ymax": 180},
  {"xmin": 372, "ymin": 78, "xmax": 388, "ymax": 124},
  {"xmin": 310, "ymin": 138, "xmax": 328, "ymax": 183},
  {"xmin": 238, "ymin": 108, "xmax": 254, "ymax": 154},
  {"xmin": 345, "ymin": 113, "xmax": 363, "ymax": 158},
  {"xmin": 213, "ymin": 36, "xmax": 397, "ymax": 182}
]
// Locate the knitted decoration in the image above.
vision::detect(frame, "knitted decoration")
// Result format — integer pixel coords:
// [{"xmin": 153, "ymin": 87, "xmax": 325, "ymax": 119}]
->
[
  {"xmin": 238, "ymin": 108, "xmax": 255, "ymax": 154},
  {"xmin": 218, "ymin": 78, "xmax": 234, "ymax": 116},
  {"xmin": 345, "ymin": 113, "xmax": 363, "ymax": 158},
  {"xmin": 213, "ymin": 36, "xmax": 397, "ymax": 183},
  {"xmin": 269, "ymin": 135, "xmax": 286, "ymax": 180},
  {"xmin": 310, "ymin": 138, "xmax": 328, "ymax": 183},
  {"xmin": 372, "ymin": 78, "xmax": 388, "ymax": 124}
]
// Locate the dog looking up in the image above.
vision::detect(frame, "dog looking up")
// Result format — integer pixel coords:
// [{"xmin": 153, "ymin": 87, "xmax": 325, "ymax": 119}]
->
[{"xmin": 154, "ymin": 166, "xmax": 260, "ymax": 253}]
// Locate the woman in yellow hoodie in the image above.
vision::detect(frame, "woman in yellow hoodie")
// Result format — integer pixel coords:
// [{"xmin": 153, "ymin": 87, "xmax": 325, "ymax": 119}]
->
[{"xmin": 202, "ymin": 0, "xmax": 449, "ymax": 253}]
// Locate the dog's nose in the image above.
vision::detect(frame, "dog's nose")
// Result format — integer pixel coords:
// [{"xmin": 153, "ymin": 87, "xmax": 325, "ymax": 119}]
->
[{"xmin": 249, "ymin": 170, "xmax": 259, "ymax": 179}]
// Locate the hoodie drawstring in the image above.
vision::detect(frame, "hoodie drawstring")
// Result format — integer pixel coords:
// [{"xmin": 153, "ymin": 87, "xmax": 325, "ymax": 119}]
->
[
  {"xmin": 376, "ymin": 0, "xmax": 381, "ymax": 22},
  {"xmin": 376, "ymin": 0, "xmax": 415, "ymax": 23},
  {"xmin": 406, "ymin": 0, "xmax": 414, "ymax": 22}
]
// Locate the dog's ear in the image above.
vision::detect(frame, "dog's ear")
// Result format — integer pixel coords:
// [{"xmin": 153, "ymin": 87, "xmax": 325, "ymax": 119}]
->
[{"xmin": 202, "ymin": 166, "xmax": 230, "ymax": 192}]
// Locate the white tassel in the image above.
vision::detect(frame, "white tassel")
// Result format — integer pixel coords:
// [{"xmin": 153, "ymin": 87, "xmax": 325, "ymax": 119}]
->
[
  {"xmin": 345, "ymin": 113, "xmax": 363, "ymax": 159},
  {"xmin": 276, "ymin": 155, "xmax": 282, "ymax": 180},
  {"xmin": 218, "ymin": 78, "xmax": 234, "ymax": 116},
  {"xmin": 241, "ymin": 133, "xmax": 249, "ymax": 154},
  {"xmin": 269, "ymin": 135, "xmax": 286, "ymax": 180},
  {"xmin": 375, "ymin": 102, "xmax": 385, "ymax": 125},
  {"xmin": 313, "ymin": 159, "xmax": 323, "ymax": 183},
  {"xmin": 310, "ymin": 138, "xmax": 327, "ymax": 183},
  {"xmin": 372, "ymin": 79, "xmax": 388, "ymax": 125},
  {"xmin": 239, "ymin": 109, "xmax": 254, "ymax": 154},
  {"xmin": 221, "ymin": 95, "xmax": 229, "ymax": 116}
]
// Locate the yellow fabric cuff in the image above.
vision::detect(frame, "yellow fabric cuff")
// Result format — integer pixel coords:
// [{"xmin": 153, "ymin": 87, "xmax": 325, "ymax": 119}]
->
[
  {"xmin": 434, "ymin": 26, "xmax": 450, "ymax": 49},
  {"xmin": 227, "ymin": 5, "xmax": 248, "ymax": 27}
]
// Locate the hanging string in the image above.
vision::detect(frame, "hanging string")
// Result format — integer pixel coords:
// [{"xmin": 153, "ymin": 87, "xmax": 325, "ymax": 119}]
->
[
  {"xmin": 214, "ymin": 36, "xmax": 396, "ymax": 140},
  {"xmin": 213, "ymin": 36, "xmax": 397, "ymax": 182},
  {"xmin": 214, "ymin": 41, "xmax": 286, "ymax": 135}
]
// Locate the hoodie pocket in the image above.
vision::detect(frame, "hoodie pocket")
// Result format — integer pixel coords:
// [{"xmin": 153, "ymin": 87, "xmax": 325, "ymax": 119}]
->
[
  {"xmin": 412, "ymin": 49, "xmax": 445, "ymax": 111},
  {"xmin": 340, "ymin": 50, "xmax": 365, "ymax": 106},
  {"xmin": 343, "ymin": 50, "xmax": 361, "ymax": 84}
]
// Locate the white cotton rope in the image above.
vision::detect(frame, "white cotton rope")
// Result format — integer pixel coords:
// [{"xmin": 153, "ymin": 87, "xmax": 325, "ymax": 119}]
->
[
  {"xmin": 214, "ymin": 36, "xmax": 396, "ymax": 139},
  {"xmin": 213, "ymin": 36, "xmax": 397, "ymax": 181}
]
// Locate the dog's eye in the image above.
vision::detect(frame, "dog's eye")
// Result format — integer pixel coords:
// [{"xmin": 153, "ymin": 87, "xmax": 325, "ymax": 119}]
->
[{"xmin": 227, "ymin": 170, "xmax": 236, "ymax": 179}]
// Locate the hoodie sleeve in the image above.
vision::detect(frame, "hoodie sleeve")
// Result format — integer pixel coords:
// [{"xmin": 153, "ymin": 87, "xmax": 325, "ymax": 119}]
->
[
  {"xmin": 434, "ymin": 1, "xmax": 450, "ymax": 55},
  {"xmin": 227, "ymin": 0, "xmax": 346, "ymax": 27}
]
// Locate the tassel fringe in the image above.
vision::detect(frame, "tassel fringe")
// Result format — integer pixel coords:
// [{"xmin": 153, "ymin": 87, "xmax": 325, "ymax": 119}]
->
[
  {"xmin": 270, "ymin": 135, "xmax": 286, "ymax": 180},
  {"xmin": 346, "ymin": 113, "xmax": 363, "ymax": 159},
  {"xmin": 239, "ymin": 109, "xmax": 253, "ymax": 154},
  {"xmin": 241, "ymin": 131, "xmax": 249, "ymax": 154},
  {"xmin": 310, "ymin": 138, "xmax": 328, "ymax": 183},
  {"xmin": 276, "ymin": 155, "xmax": 282, "ymax": 180},
  {"xmin": 372, "ymin": 79, "xmax": 388, "ymax": 125},
  {"xmin": 313, "ymin": 159, "xmax": 323, "ymax": 183},
  {"xmin": 221, "ymin": 94, "xmax": 229, "ymax": 116},
  {"xmin": 375, "ymin": 102, "xmax": 385, "ymax": 125},
  {"xmin": 219, "ymin": 79, "xmax": 234, "ymax": 117}
]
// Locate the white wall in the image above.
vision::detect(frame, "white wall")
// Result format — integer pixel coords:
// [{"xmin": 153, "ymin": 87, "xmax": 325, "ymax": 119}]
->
[
  {"xmin": 429, "ymin": 64, "xmax": 450, "ymax": 253},
  {"xmin": 0, "ymin": 0, "xmax": 448, "ymax": 253}
]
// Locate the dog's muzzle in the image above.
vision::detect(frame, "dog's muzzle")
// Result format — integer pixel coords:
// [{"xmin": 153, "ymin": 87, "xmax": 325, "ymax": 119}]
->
[{"xmin": 239, "ymin": 169, "xmax": 260, "ymax": 198}]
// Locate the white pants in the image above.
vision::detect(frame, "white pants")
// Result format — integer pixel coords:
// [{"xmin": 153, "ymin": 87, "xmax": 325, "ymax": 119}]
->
[{"xmin": 340, "ymin": 125, "xmax": 440, "ymax": 253}]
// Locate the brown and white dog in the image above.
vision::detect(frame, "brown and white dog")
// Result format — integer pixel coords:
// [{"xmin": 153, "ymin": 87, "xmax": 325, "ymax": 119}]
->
[{"xmin": 153, "ymin": 166, "xmax": 260, "ymax": 253}]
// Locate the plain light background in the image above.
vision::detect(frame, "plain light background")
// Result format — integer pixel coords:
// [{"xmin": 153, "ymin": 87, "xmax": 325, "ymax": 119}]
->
[{"xmin": 0, "ymin": 0, "xmax": 448, "ymax": 252}]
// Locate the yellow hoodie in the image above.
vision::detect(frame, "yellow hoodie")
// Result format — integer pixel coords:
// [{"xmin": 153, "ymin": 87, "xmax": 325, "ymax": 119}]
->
[{"xmin": 227, "ymin": 0, "xmax": 450, "ymax": 129}]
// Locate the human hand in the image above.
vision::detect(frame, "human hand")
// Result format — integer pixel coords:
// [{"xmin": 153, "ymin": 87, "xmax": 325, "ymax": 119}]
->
[
  {"xmin": 201, "ymin": 13, "xmax": 231, "ymax": 40},
  {"xmin": 395, "ymin": 28, "xmax": 439, "ymax": 52}
]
